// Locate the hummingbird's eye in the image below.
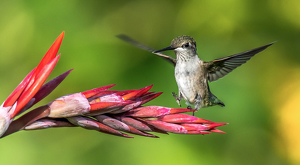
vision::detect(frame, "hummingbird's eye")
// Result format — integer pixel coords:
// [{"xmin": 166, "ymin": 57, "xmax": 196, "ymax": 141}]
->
[{"xmin": 183, "ymin": 43, "xmax": 190, "ymax": 48}]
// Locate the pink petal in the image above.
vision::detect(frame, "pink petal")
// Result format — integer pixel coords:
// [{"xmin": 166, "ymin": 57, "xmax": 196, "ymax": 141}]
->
[
  {"xmin": 24, "ymin": 118, "xmax": 74, "ymax": 130},
  {"xmin": 109, "ymin": 100, "xmax": 142, "ymax": 114},
  {"xmin": 82, "ymin": 84, "xmax": 116, "ymax": 98},
  {"xmin": 187, "ymin": 130, "xmax": 211, "ymax": 134},
  {"xmin": 122, "ymin": 85, "xmax": 153, "ymax": 100},
  {"xmin": 127, "ymin": 106, "xmax": 196, "ymax": 118},
  {"xmin": 181, "ymin": 123, "xmax": 228, "ymax": 131},
  {"xmin": 68, "ymin": 116, "xmax": 132, "ymax": 138},
  {"xmin": 89, "ymin": 90, "xmax": 118, "ymax": 99},
  {"xmin": 144, "ymin": 120, "xmax": 188, "ymax": 134},
  {"xmin": 210, "ymin": 129, "xmax": 226, "ymax": 134},
  {"xmin": 47, "ymin": 93, "xmax": 90, "ymax": 118},
  {"xmin": 158, "ymin": 114, "xmax": 214, "ymax": 124},
  {"xmin": 95, "ymin": 115, "xmax": 157, "ymax": 137},
  {"xmin": 90, "ymin": 101, "xmax": 134, "ymax": 111},
  {"xmin": 95, "ymin": 115, "xmax": 131, "ymax": 132},
  {"xmin": 118, "ymin": 116, "xmax": 167, "ymax": 134}
]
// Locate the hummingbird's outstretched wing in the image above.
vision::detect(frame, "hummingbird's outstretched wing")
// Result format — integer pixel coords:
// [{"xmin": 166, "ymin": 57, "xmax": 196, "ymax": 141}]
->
[
  {"xmin": 204, "ymin": 42, "xmax": 275, "ymax": 82},
  {"xmin": 116, "ymin": 34, "xmax": 177, "ymax": 66}
]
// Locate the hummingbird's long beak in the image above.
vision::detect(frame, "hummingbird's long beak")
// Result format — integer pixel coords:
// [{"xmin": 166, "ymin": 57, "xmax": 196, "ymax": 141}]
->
[{"xmin": 153, "ymin": 46, "xmax": 174, "ymax": 53}]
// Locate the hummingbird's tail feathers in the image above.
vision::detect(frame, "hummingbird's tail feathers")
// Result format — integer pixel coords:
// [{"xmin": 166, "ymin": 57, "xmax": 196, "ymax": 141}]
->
[
  {"xmin": 205, "ymin": 42, "xmax": 275, "ymax": 82},
  {"xmin": 116, "ymin": 34, "xmax": 177, "ymax": 66},
  {"xmin": 218, "ymin": 102, "xmax": 225, "ymax": 107},
  {"xmin": 208, "ymin": 93, "xmax": 225, "ymax": 107}
]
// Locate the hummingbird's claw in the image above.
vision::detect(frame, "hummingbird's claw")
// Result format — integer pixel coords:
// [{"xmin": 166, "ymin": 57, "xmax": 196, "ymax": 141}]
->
[
  {"xmin": 175, "ymin": 100, "xmax": 181, "ymax": 106},
  {"xmin": 186, "ymin": 106, "xmax": 195, "ymax": 116},
  {"xmin": 172, "ymin": 92, "xmax": 177, "ymax": 98},
  {"xmin": 172, "ymin": 92, "xmax": 181, "ymax": 106}
]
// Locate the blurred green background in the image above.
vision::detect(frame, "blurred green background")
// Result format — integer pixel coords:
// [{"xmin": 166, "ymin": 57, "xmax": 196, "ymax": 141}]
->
[{"xmin": 0, "ymin": 0, "xmax": 300, "ymax": 165}]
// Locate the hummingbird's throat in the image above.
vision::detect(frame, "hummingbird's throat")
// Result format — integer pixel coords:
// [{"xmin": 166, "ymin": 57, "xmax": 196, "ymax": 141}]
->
[{"xmin": 175, "ymin": 47, "xmax": 198, "ymax": 61}]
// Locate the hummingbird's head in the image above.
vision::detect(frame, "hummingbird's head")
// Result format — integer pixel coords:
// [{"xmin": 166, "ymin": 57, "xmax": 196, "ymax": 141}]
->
[
  {"xmin": 170, "ymin": 35, "xmax": 196, "ymax": 49},
  {"xmin": 153, "ymin": 35, "xmax": 197, "ymax": 58}
]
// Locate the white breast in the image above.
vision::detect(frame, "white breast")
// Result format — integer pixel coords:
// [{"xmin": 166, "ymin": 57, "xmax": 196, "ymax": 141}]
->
[{"xmin": 175, "ymin": 56, "xmax": 202, "ymax": 103}]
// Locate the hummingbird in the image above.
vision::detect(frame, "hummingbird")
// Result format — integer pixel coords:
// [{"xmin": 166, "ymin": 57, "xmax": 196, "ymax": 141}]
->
[{"xmin": 117, "ymin": 35, "xmax": 274, "ymax": 111}]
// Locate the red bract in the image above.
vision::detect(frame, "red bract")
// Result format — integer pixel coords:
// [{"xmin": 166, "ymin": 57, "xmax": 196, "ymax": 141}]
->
[
  {"xmin": 0, "ymin": 32, "xmax": 227, "ymax": 139},
  {"xmin": 0, "ymin": 32, "xmax": 70, "ymax": 137}
]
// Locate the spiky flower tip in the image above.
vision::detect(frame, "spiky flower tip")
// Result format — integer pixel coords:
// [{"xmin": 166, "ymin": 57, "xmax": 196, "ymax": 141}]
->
[
  {"xmin": 0, "ymin": 31, "xmax": 70, "ymax": 137},
  {"xmin": 0, "ymin": 32, "xmax": 227, "ymax": 139}
]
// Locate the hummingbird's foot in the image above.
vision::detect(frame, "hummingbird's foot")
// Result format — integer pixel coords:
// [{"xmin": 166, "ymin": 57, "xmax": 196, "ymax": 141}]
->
[
  {"xmin": 186, "ymin": 106, "xmax": 195, "ymax": 116},
  {"xmin": 172, "ymin": 92, "xmax": 181, "ymax": 107}
]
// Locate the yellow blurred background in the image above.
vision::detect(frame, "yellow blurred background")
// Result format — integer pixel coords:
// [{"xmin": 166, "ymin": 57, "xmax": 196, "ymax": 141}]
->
[{"xmin": 0, "ymin": 0, "xmax": 299, "ymax": 165}]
